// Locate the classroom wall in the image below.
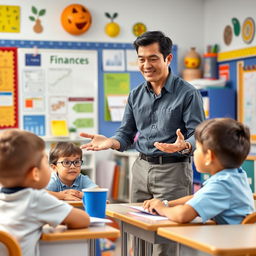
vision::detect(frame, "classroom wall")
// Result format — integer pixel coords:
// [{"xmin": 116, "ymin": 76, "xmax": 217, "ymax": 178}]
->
[
  {"xmin": 2, "ymin": 0, "xmax": 205, "ymax": 73},
  {"xmin": 204, "ymin": 0, "xmax": 256, "ymax": 52}
]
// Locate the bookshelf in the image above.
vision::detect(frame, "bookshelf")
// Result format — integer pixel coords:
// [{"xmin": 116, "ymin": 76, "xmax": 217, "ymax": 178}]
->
[
  {"xmin": 111, "ymin": 150, "xmax": 139, "ymax": 202},
  {"xmin": 43, "ymin": 137, "xmax": 96, "ymax": 182}
]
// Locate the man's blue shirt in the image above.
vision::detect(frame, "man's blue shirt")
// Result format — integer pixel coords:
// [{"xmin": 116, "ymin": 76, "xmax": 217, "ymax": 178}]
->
[
  {"xmin": 46, "ymin": 172, "xmax": 97, "ymax": 192},
  {"xmin": 113, "ymin": 69, "xmax": 205, "ymax": 155}
]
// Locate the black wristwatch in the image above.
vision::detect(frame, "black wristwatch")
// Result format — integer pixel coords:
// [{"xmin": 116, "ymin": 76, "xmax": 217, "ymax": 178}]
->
[{"xmin": 179, "ymin": 142, "xmax": 192, "ymax": 155}]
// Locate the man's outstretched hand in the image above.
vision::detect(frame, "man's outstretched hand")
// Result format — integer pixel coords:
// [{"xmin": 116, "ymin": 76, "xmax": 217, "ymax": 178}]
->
[
  {"xmin": 154, "ymin": 129, "xmax": 188, "ymax": 153},
  {"xmin": 80, "ymin": 133, "xmax": 120, "ymax": 151}
]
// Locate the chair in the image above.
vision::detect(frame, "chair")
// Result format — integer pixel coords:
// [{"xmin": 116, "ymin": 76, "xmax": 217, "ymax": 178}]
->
[
  {"xmin": 0, "ymin": 230, "xmax": 22, "ymax": 256},
  {"xmin": 241, "ymin": 212, "xmax": 256, "ymax": 224}
]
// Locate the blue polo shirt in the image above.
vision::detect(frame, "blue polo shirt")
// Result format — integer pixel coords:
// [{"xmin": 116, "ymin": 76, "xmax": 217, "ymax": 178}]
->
[
  {"xmin": 186, "ymin": 168, "xmax": 255, "ymax": 224},
  {"xmin": 46, "ymin": 172, "xmax": 97, "ymax": 192}
]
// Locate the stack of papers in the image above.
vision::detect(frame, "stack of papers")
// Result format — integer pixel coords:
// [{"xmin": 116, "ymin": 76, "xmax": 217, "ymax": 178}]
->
[
  {"xmin": 90, "ymin": 217, "xmax": 112, "ymax": 226},
  {"xmin": 189, "ymin": 78, "xmax": 226, "ymax": 89},
  {"xmin": 127, "ymin": 205, "xmax": 169, "ymax": 220}
]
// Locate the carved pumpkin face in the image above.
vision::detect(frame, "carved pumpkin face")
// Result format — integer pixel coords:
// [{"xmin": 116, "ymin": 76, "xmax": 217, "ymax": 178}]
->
[{"xmin": 61, "ymin": 4, "xmax": 92, "ymax": 35}]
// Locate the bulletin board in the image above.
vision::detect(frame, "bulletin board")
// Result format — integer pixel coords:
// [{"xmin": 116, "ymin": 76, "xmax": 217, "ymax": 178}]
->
[
  {"xmin": 0, "ymin": 47, "xmax": 18, "ymax": 128},
  {"xmin": 18, "ymin": 48, "xmax": 98, "ymax": 137},
  {"xmin": 237, "ymin": 61, "xmax": 256, "ymax": 142},
  {"xmin": 0, "ymin": 40, "xmax": 177, "ymax": 138}
]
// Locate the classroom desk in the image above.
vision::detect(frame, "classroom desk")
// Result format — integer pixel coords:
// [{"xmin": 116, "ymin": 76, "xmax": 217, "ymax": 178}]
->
[
  {"xmin": 158, "ymin": 224, "xmax": 256, "ymax": 256},
  {"xmin": 106, "ymin": 203, "xmax": 214, "ymax": 256},
  {"xmin": 40, "ymin": 225, "xmax": 119, "ymax": 256},
  {"xmin": 66, "ymin": 200, "xmax": 84, "ymax": 208}
]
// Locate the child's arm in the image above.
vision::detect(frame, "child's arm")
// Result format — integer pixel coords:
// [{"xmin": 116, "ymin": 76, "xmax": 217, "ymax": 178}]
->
[
  {"xmin": 47, "ymin": 189, "xmax": 83, "ymax": 201},
  {"xmin": 62, "ymin": 207, "xmax": 90, "ymax": 228},
  {"xmin": 143, "ymin": 195, "xmax": 193, "ymax": 209},
  {"xmin": 165, "ymin": 195, "xmax": 194, "ymax": 207},
  {"xmin": 144, "ymin": 198, "xmax": 198, "ymax": 223}
]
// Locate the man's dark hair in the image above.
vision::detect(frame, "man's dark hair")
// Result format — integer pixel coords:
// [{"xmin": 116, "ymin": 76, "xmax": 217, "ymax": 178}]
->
[
  {"xmin": 133, "ymin": 31, "xmax": 173, "ymax": 59},
  {"xmin": 49, "ymin": 142, "xmax": 82, "ymax": 165},
  {"xmin": 195, "ymin": 118, "xmax": 250, "ymax": 169}
]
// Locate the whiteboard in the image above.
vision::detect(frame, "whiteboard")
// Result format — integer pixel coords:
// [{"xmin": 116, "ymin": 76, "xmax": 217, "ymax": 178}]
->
[{"xmin": 18, "ymin": 48, "xmax": 98, "ymax": 137}]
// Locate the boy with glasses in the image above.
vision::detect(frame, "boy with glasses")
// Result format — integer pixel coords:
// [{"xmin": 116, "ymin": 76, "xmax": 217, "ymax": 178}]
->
[{"xmin": 47, "ymin": 142, "xmax": 97, "ymax": 201}]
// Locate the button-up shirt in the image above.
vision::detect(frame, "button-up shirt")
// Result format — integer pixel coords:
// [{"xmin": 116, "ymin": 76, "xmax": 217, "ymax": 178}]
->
[
  {"xmin": 113, "ymin": 69, "xmax": 205, "ymax": 156},
  {"xmin": 46, "ymin": 172, "xmax": 97, "ymax": 192}
]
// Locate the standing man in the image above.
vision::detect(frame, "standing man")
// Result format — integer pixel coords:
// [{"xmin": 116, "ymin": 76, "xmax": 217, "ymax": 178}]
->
[{"xmin": 80, "ymin": 31, "xmax": 205, "ymax": 255}]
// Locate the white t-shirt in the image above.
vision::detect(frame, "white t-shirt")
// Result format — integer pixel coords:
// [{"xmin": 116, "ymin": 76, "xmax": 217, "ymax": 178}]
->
[{"xmin": 0, "ymin": 188, "xmax": 72, "ymax": 256}]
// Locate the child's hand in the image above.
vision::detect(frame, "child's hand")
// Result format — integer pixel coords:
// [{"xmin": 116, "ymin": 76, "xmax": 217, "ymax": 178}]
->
[
  {"xmin": 61, "ymin": 189, "xmax": 83, "ymax": 201},
  {"xmin": 143, "ymin": 198, "xmax": 164, "ymax": 215}
]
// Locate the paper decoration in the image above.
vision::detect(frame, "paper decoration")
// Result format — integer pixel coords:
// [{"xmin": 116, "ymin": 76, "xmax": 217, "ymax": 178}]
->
[
  {"xmin": 0, "ymin": 5, "xmax": 20, "ymax": 33},
  {"xmin": 103, "ymin": 73, "xmax": 130, "ymax": 121},
  {"xmin": 50, "ymin": 120, "xmax": 68, "ymax": 136},
  {"xmin": 23, "ymin": 115, "xmax": 45, "ymax": 136},
  {"xmin": 242, "ymin": 17, "xmax": 255, "ymax": 44},
  {"xmin": 0, "ymin": 48, "xmax": 18, "ymax": 128}
]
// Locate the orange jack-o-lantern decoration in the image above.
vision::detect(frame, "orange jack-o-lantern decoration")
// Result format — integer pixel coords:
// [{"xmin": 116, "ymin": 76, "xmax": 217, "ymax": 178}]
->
[{"xmin": 61, "ymin": 4, "xmax": 92, "ymax": 35}]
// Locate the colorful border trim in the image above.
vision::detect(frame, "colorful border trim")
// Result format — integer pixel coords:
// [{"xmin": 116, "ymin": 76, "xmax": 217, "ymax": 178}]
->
[{"xmin": 218, "ymin": 46, "xmax": 256, "ymax": 62}]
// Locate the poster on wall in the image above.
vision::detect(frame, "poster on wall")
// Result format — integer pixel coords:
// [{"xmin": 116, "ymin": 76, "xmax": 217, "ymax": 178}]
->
[
  {"xmin": 18, "ymin": 49, "xmax": 98, "ymax": 137},
  {"xmin": 0, "ymin": 47, "xmax": 19, "ymax": 129},
  {"xmin": 237, "ymin": 61, "xmax": 256, "ymax": 143}
]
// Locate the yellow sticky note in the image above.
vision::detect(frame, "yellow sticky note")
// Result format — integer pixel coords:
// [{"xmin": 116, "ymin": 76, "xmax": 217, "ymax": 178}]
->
[
  {"xmin": 50, "ymin": 120, "xmax": 68, "ymax": 137},
  {"xmin": 0, "ymin": 5, "xmax": 20, "ymax": 33}
]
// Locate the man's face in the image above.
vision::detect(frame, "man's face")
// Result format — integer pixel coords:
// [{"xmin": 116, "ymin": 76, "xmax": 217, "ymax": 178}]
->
[{"xmin": 137, "ymin": 42, "xmax": 172, "ymax": 84}]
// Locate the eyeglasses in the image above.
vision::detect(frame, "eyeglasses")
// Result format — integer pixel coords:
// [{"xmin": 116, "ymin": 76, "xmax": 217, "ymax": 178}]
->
[{"xmin": 56, "ymin": 160, "xmax": 83, "ymax": 167}]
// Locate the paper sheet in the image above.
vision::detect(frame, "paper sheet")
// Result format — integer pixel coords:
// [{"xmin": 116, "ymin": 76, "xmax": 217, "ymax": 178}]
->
[
  {"xmin": 129, "ymin": 211, "xmax": 169, "ymax": 221},
  {"xmin": 128, "ymin": 205, "xmax": 156, "ymax": 215},
  {"xmin": 90, "ymin": 217, "xmax": 112, "ymax": 226},
  {"xmin": 50, "ymin": 120, "xmax": 68, "ymax": 136}
]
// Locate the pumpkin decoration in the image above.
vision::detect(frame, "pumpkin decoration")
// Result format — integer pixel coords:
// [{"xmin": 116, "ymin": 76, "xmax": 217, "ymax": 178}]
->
[{"xmin": 61, "ymin": 4, "xmax": 92, "ymax": 35}]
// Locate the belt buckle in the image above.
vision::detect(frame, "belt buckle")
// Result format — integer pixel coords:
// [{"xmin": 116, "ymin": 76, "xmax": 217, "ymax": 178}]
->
[{"xmin": 159, "ymin": 156, "xmax": 163, "ymax": 164}]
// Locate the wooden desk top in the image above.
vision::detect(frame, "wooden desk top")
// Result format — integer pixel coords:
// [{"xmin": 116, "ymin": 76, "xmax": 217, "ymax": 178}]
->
[
  {"xmin": 41, "ymin": 225, "xmax": 120, "ymax": 242},
  {"xmin": 106, "ymin": 203, "xmax": 214, "ymax": 232},
  {"xmin": 66, "ymin": 200, "xmax": 84, "ymax": 208},
  {"xmin": 158, "ymin": 224, "xmax": 256, "ymax": 256}
]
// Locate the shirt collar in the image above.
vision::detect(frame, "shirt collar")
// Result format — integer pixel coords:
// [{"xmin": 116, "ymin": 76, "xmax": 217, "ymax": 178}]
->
[
  {"xmin": 0, "ymin": 187, "xmax": 27, "ymax": 194},
  {"xmin": 144, "ymin": 67, "xmax": 175, "ymax": 94}
]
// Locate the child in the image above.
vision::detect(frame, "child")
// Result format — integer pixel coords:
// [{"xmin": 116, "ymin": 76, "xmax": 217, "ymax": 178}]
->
[
  {"xmin": 0, "ymin": 129, "xmax": 90, "ymax": 256},
  {"xmin": 47, "ymin": 142, "xmax": 97, "ymax": 201},
  {"xmin": 143, "ymin": 118, "xmax": 255, "ymax": 224}
]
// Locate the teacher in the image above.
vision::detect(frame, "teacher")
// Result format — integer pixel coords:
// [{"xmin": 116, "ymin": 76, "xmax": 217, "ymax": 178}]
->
[{"xmin": 80, "ymin": 31, "xmax": 205, "ymax": 256}]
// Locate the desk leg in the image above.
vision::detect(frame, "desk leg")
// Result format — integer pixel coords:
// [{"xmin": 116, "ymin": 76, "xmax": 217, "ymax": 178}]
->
[
  {"xmin": 176, "ymin": 243, "xmax": 180, "ymax": 256},
  {"xmin": 145, "ymin": 241, "xmax": 152, "ymax": 256},
  {"xmin": 89, "ymin": 239, "xmax": 96, "ymax": 256},
  {"xmin": 121, "ymin": 222, "xmax": 128, "ymax": 256}
]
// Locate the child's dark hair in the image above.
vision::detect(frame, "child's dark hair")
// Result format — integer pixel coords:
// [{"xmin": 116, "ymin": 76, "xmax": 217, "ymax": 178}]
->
[
  {"xmin": 0, "ymin": 129, "xmax": 45, "ymax": 180},
  {"xmin": 195, "ymin": 118, "xmax": 250, "ymax": 168},
  {"xmin": 133, "ymin": 31, "xmax": 173, "ymax": 59},
  {"xmin": 49, "ymin": 142, "xmax": 82, "ymax": 165}
]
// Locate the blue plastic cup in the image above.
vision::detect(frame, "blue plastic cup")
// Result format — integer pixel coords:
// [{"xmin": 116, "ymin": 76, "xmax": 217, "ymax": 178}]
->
[{"xmin": 82, "ymin": 188, "xmax": 108, "ymax": 218}]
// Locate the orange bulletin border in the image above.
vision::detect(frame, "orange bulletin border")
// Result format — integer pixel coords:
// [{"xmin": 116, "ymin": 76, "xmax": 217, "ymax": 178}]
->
[
  {"xmin": 0, "ymin": 47, "xmax": 18, "ymax": 128},
  {"xmin": 237, "ymin": 61, "xmax": 256, "ymax": 142}
]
